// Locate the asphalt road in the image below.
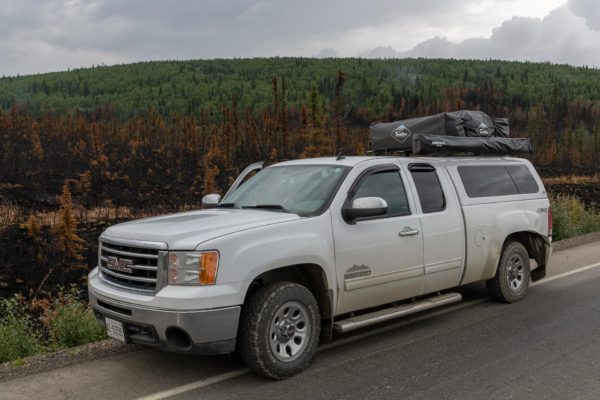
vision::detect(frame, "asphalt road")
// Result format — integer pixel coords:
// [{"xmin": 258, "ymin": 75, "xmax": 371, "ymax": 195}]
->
[{"xmin": 2, "ymin": 241, "xmax": 600, "ymax": 400}]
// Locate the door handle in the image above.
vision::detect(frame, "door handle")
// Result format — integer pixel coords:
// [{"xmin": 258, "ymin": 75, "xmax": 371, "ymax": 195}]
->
[{"xmin": 399, "ymin": 227, "xmax": 420, "ymax": 236}]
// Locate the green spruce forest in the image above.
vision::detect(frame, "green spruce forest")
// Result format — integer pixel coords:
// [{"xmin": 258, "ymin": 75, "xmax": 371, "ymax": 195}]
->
[{"xmin": 1, "ymin": 57, "xmax": 600, "ymax": 297}]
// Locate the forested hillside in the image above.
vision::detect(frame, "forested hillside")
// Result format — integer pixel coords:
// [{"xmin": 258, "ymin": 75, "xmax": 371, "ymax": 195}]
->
[
  {"xmin": 2, "ymin": 58, "xmax": 600, "ymax": 209},
  {"xmin": 1, "ymin": 57, "xmax": 600, "ymax": 297},
  {"xmin": 2, "ymin": 58, "xmax": 600, "ymax": 120}
]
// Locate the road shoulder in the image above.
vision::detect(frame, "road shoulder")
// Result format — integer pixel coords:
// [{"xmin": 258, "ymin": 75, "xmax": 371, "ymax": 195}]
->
[{"xmin": 0, "ymin": 338, "xmax": 140, "ymax": 382}]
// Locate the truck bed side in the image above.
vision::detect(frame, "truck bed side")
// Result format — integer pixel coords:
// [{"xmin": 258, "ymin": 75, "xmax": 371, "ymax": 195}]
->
[{"xmin": 443, "ymin": 159, "xmax": 550, "ymax": 285}]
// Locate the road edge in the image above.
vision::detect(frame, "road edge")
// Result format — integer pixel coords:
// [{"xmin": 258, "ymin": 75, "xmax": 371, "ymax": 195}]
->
[
  {"xmin": 0, "ymin": 339, "xmax": 141, "ymax": 382},
  {"xmin": 551, "ymin": 231, "xmax": 600, "ymax": 252}
]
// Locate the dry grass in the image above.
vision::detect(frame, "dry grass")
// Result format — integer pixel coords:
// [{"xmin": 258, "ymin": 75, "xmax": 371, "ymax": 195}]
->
[
  {"xmin": 2, "ymin": 203, "xmax": 202, "ymax": 229},
  {"xmin": 0, "ymin": 201, "xmax": 21, "ymax": 228},
  {"xmin": 543, "ymin": 173, "xmax": 600, "ymax": 185},
  {"xmin": 28, "ymin": 206, "xmax": 157, "ymax": 227}
]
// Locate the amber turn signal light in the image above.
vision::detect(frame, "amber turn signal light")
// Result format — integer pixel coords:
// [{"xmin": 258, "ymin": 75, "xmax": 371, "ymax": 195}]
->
[{"xmin": 200, "ymin": 251, "xmax": 219, "ymax": 285}]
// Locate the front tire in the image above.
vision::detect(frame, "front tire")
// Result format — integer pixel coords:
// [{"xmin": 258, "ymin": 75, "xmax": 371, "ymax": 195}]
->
[
  {"xmin": 486, "ymin": 241, "xmax": 531, "ymax": 303},
  {"xmin": 238, "ymin": 281, "xmax": 321, "ymax": 379}
]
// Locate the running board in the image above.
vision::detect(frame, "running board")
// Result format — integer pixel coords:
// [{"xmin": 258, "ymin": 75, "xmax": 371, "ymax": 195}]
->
[{"xmin": 333, "ymin": 292, "xmax": 462, "ymax": 333}]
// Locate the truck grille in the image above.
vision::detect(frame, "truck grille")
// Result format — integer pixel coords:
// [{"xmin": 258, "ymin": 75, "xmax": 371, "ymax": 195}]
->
[{"xmin": 99, "ymin": 239, "xmax": 165, "ymax": 294}]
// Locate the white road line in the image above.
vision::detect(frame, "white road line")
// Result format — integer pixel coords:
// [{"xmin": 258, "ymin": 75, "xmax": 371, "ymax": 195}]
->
[
  {"xmin": 132, "ymin": 299, "xmax": 486, "ymax": 400},
  {"xmin": 531, "ymin": 261, "xmax": 600, "ymax": 286},
  {"xmin": 135, "ymin": 260, "xmax": 600, "ymax": 399},
  {"xmin": 134, "ymin": 368, "xmax": 249, "ymax": 400}
]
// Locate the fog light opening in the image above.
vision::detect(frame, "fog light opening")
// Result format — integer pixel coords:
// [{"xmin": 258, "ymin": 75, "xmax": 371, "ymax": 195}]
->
[{"xmin": 165, "ymin": 327, "xmax": 192, "ymax": 350}]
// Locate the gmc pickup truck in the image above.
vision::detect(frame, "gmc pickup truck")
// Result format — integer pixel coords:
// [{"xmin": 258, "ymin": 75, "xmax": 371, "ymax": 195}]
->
[{"xmin": 89, "ymin": 156, "xmax": 552, "ymax": 379}]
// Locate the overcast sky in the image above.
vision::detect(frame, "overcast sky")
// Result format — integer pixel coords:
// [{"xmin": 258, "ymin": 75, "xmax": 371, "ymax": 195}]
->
[{"xmin": 1, "ymin": 0, "xmax": 599, "ymax": 76}]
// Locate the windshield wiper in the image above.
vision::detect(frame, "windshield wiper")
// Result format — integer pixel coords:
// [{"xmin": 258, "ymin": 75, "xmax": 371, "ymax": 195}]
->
[
  {"xmin": 242, "ymin": 204, "xmax": 291, "ymax": 213},
  {"xmin": 217, "ymin": 202, "xmax": 237, "ymax": 208}
]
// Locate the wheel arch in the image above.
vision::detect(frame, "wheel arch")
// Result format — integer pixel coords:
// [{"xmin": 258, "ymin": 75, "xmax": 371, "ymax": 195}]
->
[
  {"xmin": 499, "ymin": 231, "xmax": 550, "ymax": 282},
  {"xmin": 243, "ymin": 263, "xmax": 334, "ymax": 341}
]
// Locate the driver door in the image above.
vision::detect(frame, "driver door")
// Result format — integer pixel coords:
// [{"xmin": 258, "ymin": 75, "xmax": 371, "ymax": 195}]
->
[{"xmin": 332, "ymin": 164, "xmax": 425, "ymax": 314}]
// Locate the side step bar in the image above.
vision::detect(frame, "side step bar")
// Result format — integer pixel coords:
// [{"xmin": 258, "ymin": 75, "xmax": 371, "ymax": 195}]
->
[{"xmin": 333, "ymin": 292, "xmax": 462, "ymax": 333}]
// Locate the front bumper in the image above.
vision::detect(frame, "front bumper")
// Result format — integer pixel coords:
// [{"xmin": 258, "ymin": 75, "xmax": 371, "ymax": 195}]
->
[{"xmin": 89, "ymin": 289, "xmax": 241, "ymax": 355}]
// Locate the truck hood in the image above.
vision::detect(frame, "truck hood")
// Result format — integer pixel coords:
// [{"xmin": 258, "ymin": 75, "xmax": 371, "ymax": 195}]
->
[{"xmin": 101, "ymin": 209, "xmax": 302, "ymax": 250}]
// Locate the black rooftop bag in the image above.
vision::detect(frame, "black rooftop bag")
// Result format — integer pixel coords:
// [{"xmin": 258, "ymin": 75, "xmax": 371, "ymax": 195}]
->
[
  {"xmin": 369, "ymin": 112, "xmax": 465, "ymax": 152},
  {"xmin": 493, "ymin": 117, "xmax": 510, "ymax": 138},
  {"xmin": 445, "ymin": 110, "xmax": 495, "ymax": 137}
]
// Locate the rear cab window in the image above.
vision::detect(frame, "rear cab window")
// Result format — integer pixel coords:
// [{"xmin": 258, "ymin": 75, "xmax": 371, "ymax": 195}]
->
[{"xmin": 409, "ymin": 164, "xmax": 446, "ymax": 213}]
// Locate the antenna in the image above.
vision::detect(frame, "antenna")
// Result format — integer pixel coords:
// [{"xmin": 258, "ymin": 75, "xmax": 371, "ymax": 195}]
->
[{"xmin": 336, "ymin": 152, "xmax": 345, "ymax": 161}]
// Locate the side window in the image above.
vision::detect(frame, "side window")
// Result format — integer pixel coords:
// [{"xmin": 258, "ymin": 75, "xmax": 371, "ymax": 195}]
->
[
  {"xmin": 458, "ymin": 165, "xmax": 540, "ymax": 198},
  {"xmin": 351, "ymin": 169, "xmax": 410, "ymax": 217},
  {"xmin": 506, "ymin": 165, "xmax": 539, "ymax": 194},
  {"xmin": 409, "ymin": 164, "xmax": 446, "ymax": 213},
  {"xmin": 458, "ymin": 165, "xmax": 519, "ymax": 197}
]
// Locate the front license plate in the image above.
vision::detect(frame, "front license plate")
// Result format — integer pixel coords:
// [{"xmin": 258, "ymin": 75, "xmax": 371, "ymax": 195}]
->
[{"xmin": 105, "ymin": 317, "xmax": 126, "ymax": 342}]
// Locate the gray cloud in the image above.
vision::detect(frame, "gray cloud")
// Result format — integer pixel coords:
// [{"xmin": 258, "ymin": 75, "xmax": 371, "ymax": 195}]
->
[
  {"xmin": 2, "ymin": 0, "xmax": 596, "ymax": 76},
  {"xmin": 569, "ymin": 0, "xmax": 600, "ymax": 30},
  {"xmin": 374, "ymin": 6, "xmax": 600, "ymax": 66},
  {"xmin": 0, "ymin": 0, "xmax": 481, "ymax": 75},
  {"xmin": 315, "ymin": 48, "xmax": 339, "ymax": 58},
  {"xmin": 361, "ymin": 46, "xmax": 399, "ymax": 58}
]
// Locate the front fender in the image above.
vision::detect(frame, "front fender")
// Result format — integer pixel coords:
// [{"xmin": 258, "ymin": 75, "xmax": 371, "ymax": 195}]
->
[{"xmin": 197, "ymin": 212, "xmax": 337, "ymax": 307}]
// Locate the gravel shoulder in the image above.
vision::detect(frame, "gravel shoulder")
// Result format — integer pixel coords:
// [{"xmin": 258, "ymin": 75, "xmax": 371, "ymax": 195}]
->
[
  {"xmin": 0, "ymin": 339, "xmax": 141, "ymax": 382},
  {"xmin": 551, "ymin": 231, "xmax": 600, "ymax": 252}
]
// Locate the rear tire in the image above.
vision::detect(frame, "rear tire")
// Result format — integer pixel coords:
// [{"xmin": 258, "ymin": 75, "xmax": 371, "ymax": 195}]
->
[
  {"xmin": 238, "ymin": 281, "xmax": 321, "ymax": 379},
  {"xmin": 487, "ymin": 241, "xmax": 530, "ymax": 303}
]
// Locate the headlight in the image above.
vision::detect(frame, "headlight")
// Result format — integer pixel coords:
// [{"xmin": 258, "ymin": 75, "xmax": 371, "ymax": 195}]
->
[{"xmin": 168, "ymin": 251, "xmax": 219, "ymax": 285}]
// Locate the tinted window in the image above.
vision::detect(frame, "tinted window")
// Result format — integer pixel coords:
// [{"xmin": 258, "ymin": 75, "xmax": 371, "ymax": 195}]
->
[
  {"xmin": 506, "ymin": 165, "xmax": 539, "ymax": 194},
  {"xmin": 410, "ymin": 166, "xmax": 445, "ymax": 213},
  {"xmin": 352, "ymin": 169, "xmax": 410, "ymax": 216},
  {"xmin": 458, "ymin": 166, "xmax": 518, "ymax": 197}
]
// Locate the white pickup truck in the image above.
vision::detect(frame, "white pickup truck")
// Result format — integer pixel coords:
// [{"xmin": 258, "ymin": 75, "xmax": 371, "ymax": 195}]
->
[{"xmin": 89, "ymin": 156, "xmax": 552, "ymax": 379}]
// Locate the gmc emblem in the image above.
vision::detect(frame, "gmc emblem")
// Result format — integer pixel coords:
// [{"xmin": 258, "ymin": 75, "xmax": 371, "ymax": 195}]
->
[{"xmin": 107, "ymin": 256, "xmax": 133, "ymax": 273}]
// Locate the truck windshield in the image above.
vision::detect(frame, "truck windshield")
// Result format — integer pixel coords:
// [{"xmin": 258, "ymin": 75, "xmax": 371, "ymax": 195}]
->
[{"xmin": 220, "ymin": 165, "xmax": 349, "ymax": 215}]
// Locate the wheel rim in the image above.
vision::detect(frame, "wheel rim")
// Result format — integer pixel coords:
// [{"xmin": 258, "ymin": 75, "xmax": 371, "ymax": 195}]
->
[
  {"xmin": 506, "ymin": 254, "xmax": 526, "ymax": 291},
  {"xmin": 268, "ymin": 301, "xmax": 310, "ymax": 362}
]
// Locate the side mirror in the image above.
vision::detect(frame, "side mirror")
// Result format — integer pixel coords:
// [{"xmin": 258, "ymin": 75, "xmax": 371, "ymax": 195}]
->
[
  {"xmin": 202, "ymin": 194, "xmax": 221, "ymax": 209},
  {"xmin": 343, "ymin": 197, "xmax": 388, "ymax": 220}
]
